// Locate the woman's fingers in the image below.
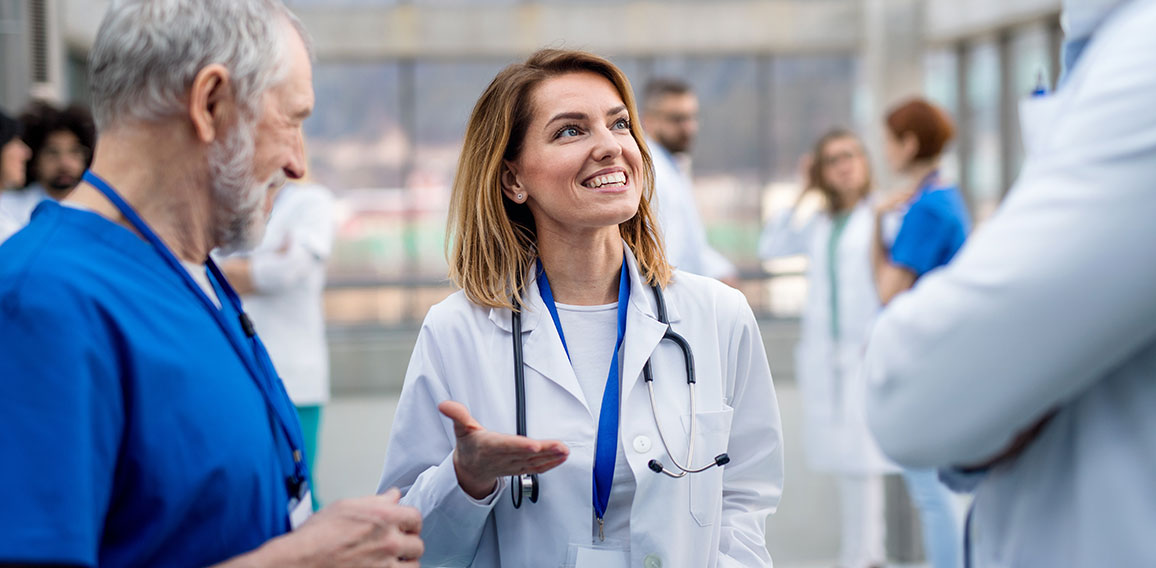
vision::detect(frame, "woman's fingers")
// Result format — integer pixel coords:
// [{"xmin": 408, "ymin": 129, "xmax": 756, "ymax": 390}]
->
[
  {"xmin": 463, "ymin": 432, "xmax": 569, "ymax": 476},
  {"xmin": 440, "ymin": 400, "xmax": 570, "ymax": 478},
  {"xmin": 438, "ymin": 400, "xmax": 482, "ymax": 439}
]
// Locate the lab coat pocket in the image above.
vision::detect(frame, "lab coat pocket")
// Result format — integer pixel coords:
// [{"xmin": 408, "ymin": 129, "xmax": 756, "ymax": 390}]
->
[{"xmin": 681, "ymin": 406, "xmax": 734, "ymax": 526}]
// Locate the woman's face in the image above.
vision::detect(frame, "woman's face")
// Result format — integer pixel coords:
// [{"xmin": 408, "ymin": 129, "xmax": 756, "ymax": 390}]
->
[
  {"xmin": 1, "ymin": 138, "xmax": 31, "ymax": 190},
  {"xmin": 505, "ymin": 71, "xmax": 643, "ymax": 239},
  {"xmin": 818, "ymin": 136, "xmax": 869, "ymax": 207}
]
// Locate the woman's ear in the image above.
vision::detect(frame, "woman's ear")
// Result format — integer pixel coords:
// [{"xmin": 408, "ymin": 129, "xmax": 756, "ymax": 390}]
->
[
  {"xmin": 901, "ymin": 132, "xmax": 921, "ymax": 163},
  {"xmin": 501, "ymin": 161, "xmax": 527, "ymax": 203}
]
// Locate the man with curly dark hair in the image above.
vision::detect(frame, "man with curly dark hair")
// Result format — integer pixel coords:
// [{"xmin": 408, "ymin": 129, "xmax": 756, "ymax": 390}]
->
[
  {"xmin": 20, "ymin": 100, "xmax": 96, "ymax": 199},
  {"xmin": 0, "ymin": 101, "xmax": 95, "ymax": 241}
]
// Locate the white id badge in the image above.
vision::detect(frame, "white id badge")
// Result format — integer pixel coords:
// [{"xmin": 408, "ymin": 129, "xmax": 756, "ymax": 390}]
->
[
  {"xmin": 288, "ymin": 486, "xmax": 314, "ymax": 530},
  {"xmin": 574, "ymin": 546, "xmax": 629, "ymax": 568}
]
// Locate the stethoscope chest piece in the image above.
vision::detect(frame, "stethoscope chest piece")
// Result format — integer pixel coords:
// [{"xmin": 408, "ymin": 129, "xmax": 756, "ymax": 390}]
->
[{"xmin": 511, "ymin": 472, "xmax": 539, "ymax": 508}]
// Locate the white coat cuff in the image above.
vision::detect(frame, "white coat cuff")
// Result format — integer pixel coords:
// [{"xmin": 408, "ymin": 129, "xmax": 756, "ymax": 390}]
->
[{"xmin": 428, "ymin": 451, "xmax": 505, "ymax": 511}]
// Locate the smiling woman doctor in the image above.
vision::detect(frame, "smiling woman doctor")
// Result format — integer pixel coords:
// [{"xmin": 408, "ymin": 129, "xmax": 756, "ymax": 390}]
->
[{"xmin": 378, "ymin": 49, "xmax": 784, "ymax": 568}]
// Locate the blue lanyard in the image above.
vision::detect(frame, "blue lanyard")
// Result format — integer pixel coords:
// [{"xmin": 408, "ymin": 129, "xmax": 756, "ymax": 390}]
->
[
  {"xmin": 536, "ymin": 258, "xmax": 629, "ymax": 524},
  {"xmin": 81, "ymin": 170, "xmax": 309, "ymax": 492}
]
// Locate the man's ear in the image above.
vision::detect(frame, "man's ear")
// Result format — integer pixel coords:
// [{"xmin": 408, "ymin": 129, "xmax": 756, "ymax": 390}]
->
[
  {"xmin": 500, "ymin": 161, "xmax": 526, "ymax": 203},
  {"xmin": 188, "ymin": 64, "xmax": 235, "ymax": 144}
]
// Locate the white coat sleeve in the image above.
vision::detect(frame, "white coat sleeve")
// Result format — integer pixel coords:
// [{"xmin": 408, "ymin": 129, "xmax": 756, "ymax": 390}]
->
[
  {"xmin": 377, "ymin": 319, "xmax": 498, "ymax": 567},
  {"xmin": 863, "ymin": 17, "xmax": 1156, "ymax": 468},
  {"xmin": 250, "ymin": 191, "xmax": 336, "ymax": 293},
  {"xmin": 757, "ymin": 208, "xmax": 814, "ymax": 260},
  {"xmin": 718, "ymin": 288, "xmax": 784, "ymax": 566}
]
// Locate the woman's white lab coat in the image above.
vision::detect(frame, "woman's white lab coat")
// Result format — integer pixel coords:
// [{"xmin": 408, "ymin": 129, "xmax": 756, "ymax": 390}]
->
[
  {"xmin": 378, "ymin": 244, "xmax": 784, "ymax": 567},
  {"xmin": 759, "ymin": 202, "xmax": 896, "ymax": 474}
]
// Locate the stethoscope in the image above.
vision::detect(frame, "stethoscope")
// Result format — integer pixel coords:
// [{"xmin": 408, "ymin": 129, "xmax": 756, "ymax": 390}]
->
[{"xmin": 509, "ymin": 277, "xmax": 730, "ymax": 508}]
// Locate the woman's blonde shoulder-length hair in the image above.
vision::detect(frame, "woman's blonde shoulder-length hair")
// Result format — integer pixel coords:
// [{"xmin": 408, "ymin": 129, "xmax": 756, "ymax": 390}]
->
[{"xmin": 447, "ymin": 48, "xmax": 672, "ymax": 311}]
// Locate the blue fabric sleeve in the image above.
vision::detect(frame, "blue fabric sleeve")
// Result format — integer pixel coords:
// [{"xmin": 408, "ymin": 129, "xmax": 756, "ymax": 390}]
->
[
  {"xmin": 890, "ymin": 202, "xmax": 951, "ymax": 277},
  {"xmin": 0, "ymin": 277, "xmax": 123, "ymax": 566}
]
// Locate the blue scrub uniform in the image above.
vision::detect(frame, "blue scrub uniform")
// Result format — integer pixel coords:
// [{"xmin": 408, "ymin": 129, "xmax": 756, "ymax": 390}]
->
[
  {"xmin": 890, "ymin": 183, "xmax": 971, "ymax": 277},
  {"xmin": 0, "ymin": 203, "xmax": 293, "ymax": 567}
]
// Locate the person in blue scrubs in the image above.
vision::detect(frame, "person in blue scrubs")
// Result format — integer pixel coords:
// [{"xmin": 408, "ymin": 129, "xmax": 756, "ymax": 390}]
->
[
  {"xmin": 0, "ymin": 1, "xmax": 422, "ymax": 567},
  {"xmin": 871, "ymin": 98, "xmax": 970, "ymax": 568}
]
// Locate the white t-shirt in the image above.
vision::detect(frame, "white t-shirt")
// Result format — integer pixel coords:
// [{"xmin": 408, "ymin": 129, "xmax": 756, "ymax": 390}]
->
[
  {"xmin": 180, "ymin": 260, "xmax": 221, "ymax": 308},
  {"xmin": 555, "ymin": 302, "xmax": 635, "ymax": 547}
]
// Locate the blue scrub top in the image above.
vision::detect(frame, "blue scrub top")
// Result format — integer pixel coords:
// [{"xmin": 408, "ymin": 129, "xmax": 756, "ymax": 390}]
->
[
  {"xmin": 0, "ymin": 202, "xmax": 292, "ymax": 567},
  {"xmin": 890, "ymin": 182, "xmax": 971, "ymax": 277}
]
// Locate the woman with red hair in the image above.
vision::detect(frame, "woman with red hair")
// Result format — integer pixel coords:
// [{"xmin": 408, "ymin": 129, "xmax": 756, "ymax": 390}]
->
[{"xmin": 872, "ymin": 97, "xmax": 969, "ymax": 568}]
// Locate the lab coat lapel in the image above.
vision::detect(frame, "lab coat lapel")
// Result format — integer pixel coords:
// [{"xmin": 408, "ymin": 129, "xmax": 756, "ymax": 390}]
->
[
  {"xmin": 620, "ymin": 245, "xmax": 680, "ymax": 407},
  {"xmin": 510, "ymin": 269, "xmax": 590, "ymax": 411}
]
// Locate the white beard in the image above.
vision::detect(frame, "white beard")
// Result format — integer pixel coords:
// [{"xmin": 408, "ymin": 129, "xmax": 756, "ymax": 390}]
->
[{"xmin": 209, "ymin": 117, "xmax": 285, "ymax": 255}]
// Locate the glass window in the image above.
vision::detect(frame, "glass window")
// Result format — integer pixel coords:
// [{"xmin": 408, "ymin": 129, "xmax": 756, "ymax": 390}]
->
[
  {"xmin": 923, "ymin": 48, "xmax": 962, "ymax": 185},
  {"xmin": 410, "ymin": 59, "xmax": 512, "ymax": 276},
  {"xmin": 768, "ymin": 55, "xmax": 858, "ymax": 184},
  {"xmin": 305, "ymin": 62, "xmax": 406, "ymax": 286},
  {"xmin": 306, "ymin": 61, "xmax": 404, "ymax": 190},
  {"xmin": 964, "ymin": 39, "xmax": 1002, "ymax": 221}
]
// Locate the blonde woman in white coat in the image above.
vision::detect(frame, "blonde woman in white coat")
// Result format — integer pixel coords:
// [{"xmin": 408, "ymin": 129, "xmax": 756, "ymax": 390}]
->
[
  {"xmin": 759, "ymin": 130, "xmax": 895, "ymax": 568},
  {"xmin": 378, "ymin": 49, "xmax": 784, "ymax": 568}
]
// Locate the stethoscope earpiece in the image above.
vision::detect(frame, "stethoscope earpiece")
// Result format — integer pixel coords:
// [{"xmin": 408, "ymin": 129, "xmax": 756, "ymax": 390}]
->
[{"xmin": 648, "ymin": 453, "xmax": 731, "ymax": 478}]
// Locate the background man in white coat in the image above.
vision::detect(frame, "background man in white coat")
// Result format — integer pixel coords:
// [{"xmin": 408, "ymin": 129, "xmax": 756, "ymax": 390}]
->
[
  {"xmin": 864, "ymin": 0, "xmax": 1156, "ymax": 565},
  {"xmin": 641, "ymin": 78, "xmax": 738, "ymax": 285}
]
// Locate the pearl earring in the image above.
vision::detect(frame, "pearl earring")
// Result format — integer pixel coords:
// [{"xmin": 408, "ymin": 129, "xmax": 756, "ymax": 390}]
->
[{"xmin": 516, "ymin": 193, "xmax": 524, "ymax": 201}]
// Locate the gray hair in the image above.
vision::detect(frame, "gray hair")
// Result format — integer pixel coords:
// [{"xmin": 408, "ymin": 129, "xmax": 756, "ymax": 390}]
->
[{"xmin": 88, "ymin": 0, "xmax": 313, "ymax": 131}]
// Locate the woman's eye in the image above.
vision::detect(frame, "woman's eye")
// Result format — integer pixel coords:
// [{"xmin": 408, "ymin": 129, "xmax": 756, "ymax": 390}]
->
[
  {"xmin": 555, "ymin": 125, "xmax": 582, "ymax": 139},
  {"xmin": 612, "ymin": 117, "xmax": 631, "ymax": 130}
]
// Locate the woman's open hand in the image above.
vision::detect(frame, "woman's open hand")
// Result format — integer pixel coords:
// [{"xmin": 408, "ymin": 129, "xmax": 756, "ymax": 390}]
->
[{"xmin": 438, "ymin": 401, "xmax": 570, "ymax": 500}]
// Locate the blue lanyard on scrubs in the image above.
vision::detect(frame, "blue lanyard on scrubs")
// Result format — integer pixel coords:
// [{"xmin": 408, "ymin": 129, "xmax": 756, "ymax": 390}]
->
[
  {"xmin": 81, "ymin": 170, "xmax": 310, "ymax": 501},
  {"xmin": 536, "ymin": 258, "xmax": 629, "ymax": 540}
]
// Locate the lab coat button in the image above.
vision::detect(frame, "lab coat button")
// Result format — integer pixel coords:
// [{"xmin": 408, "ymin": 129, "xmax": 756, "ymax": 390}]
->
[
  {"xmin": 644, "ymin": 554, "xmax": 662, "ymax": 568},
  {"xmin": 632, "ymin": 435, "xmax": 652, "ymax": 453}
]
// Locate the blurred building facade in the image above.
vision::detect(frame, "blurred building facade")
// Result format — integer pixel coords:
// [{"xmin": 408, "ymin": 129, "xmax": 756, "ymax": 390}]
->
[{"xmin": 1, "ymin": 0, "xmax": 1062, "ymax": 328}]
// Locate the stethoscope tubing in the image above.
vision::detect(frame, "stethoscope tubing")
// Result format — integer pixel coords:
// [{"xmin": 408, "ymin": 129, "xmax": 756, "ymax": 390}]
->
[{"xmin": 508, "ymin": 281, "xmax": 728, "ymax": 508}]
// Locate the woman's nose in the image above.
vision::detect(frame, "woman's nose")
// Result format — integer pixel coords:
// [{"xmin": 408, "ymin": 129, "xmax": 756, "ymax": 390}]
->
[{"xmin": 591, "ymin": 126, "xmax": 623, "ymax": 162}]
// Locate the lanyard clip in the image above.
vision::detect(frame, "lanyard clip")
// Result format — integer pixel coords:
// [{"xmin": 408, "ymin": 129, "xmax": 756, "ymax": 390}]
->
[{"xmin": 239, "ymin": 312, "xmax": 257, "ymax": 337}]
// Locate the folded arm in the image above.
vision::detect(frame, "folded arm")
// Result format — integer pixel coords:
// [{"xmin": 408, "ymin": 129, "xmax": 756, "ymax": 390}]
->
[{"xmin": 864, "ymin": 24, "xmax": 1156, "ymax": 468}]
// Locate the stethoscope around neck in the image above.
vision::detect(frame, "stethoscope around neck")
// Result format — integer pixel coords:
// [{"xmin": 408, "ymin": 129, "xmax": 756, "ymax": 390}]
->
[{"xmin": 508, "ymin": 280, "xmax": 730, "ymax": 508}]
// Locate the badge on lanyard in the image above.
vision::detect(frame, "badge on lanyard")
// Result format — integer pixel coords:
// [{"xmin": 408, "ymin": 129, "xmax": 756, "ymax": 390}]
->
[{"xmin": 288, "ymin": 480, "xmax": 314, "ymax": 530}]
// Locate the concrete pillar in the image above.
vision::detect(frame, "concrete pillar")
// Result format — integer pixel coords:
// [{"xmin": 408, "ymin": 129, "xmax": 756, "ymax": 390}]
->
[
  {"xmin": 861, "ymin": 4, "xmax": 929, "ymax": 560},
  {"xmin": 0, "ymin": 0, "xmax": 30, "ymax": 112},
  {"xmin": 859, "ymin": 0, "xmax": 926, "ymax": 190}
]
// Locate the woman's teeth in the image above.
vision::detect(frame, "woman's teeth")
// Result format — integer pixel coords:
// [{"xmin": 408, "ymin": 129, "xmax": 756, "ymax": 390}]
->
[{"xmin": 583, "ymin": 171, "xmax": 627, "ymax": 188}]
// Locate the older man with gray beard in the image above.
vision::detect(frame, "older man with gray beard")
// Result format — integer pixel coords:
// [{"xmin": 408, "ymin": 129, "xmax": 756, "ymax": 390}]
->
[{"xmin": 0, "ymin": 1, "xmax": 423, "ymax": 566}]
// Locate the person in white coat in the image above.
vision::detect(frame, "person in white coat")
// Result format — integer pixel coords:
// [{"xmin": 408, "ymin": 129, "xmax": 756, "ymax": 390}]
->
[
  {"xmin": 865, "ymin": 0, "xmax": 1156, "ymax": 566},
  {"xmin": 378, "ymin": 49, "xmax": 784, "ymax": 568},
  {"xmin": 219, "ymin": 181, "xmax": 336, "ymax": 487},
  {"xmin": 641, "ymin": 78, "xmax": 738, "ymax": 284},
  {"xmin": 759, "ymin": 130, "xmax": 896, "ymax": 568}
]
